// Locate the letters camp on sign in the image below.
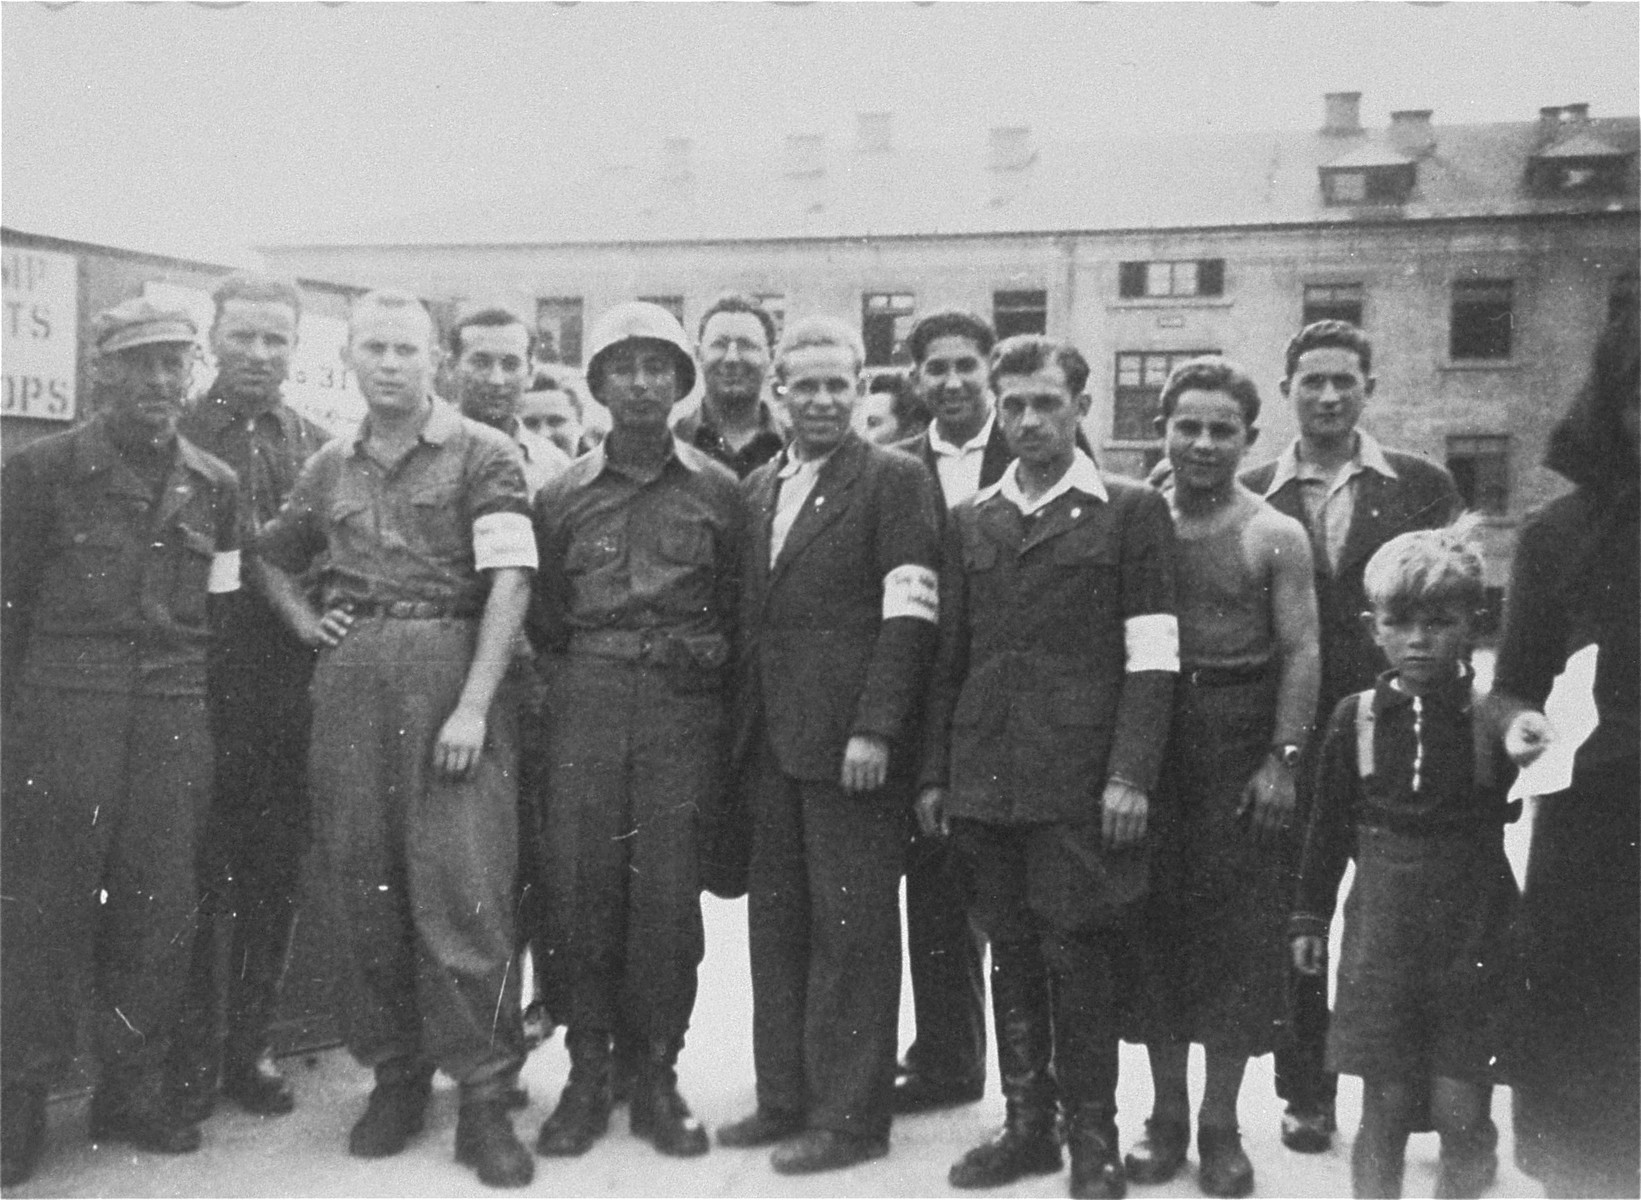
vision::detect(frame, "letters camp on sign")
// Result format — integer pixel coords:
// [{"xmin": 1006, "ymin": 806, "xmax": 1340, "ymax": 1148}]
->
[{"xmin": 3, "ymin": 247, "xmax": 79, "ymax": 421}]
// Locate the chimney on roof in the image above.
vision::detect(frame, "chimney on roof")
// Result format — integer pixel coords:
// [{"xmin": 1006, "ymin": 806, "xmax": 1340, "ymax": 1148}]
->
[
  {"xmin": 1561, "ymin": 102, "xmax": 1591, "ymax": 125},
  {"xmin": 1388, "ymin": 109, "xmax": 1436, "ymax": 158},
  {"xmin": 662, "ymin": 137, "xmax": 692, "ymax": 182},
  {"xmin": 988, "ymin": 125, "xmax": 1035, "ymax": 172},
  {"xmin": 856, "ymin": 112, "xmax": 893, "ymax": 154},
  {"xmin": 1323, "ymin": 91, "xmax": 1363, "ymax": 136},
  {"xmin": 784, "ymin": 133, "xmax": 826, "ymax": 178},
  {"xmin": 1538, "ymin": 105, "xmax": 1565, "ymax": 146}
]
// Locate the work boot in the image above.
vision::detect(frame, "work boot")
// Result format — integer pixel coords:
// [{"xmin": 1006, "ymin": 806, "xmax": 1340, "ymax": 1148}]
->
[
  {"xmin": 610, "ymin": 1027, "xmax": 641, "ymax": 1106},
  {"xmin": 1197, "ymin": 1125, "xmax": 1254, "ymax": 1198},
  {"xmin": 629, "ymin": 1041, "xmax": 708, "ymax": 1157},
  {"xmin": 716, "ymin": 1106, "xmax": 804, "ymax": 1148},
  {"xmin": 1067, "ymin": 1106, "xmax": 1126, "ymax": 1200},
  {"xmin": 221, "ymin": 1047, "xmax": 296, "ymax": 1116},
  {"xmin": 1123, "ymin": 1116, "xmax": 1189, "ymax": 1185},
  {"xmin": 348, "ymin": 1062, "xmax": 433, "ymax": 1158},
  {"xmin": 535, "ymin": 1030, "xmax": 612, "ymax": 1157},
  {"xmin": 455, "ymin": 1099, "xmax": 534, "ymax": 1188},
  {"xmin": 949, "ymin": 945, "xmax": 1062, "ymax": 1189},
  {"xmin": 90, "ymin": 1068, "xmax": 202, "ymax": 1155},
  {"xmin": 1350, "ymin": 1125, "xmax": 1407, "ymax": 1200},
  {"xmin": 1434, "ymin": 1121, "xmax": 1499, "ymax": 1199},
  {"xmin": 1, "ymin": 1084, "xmax": 47, "ymax": 1187}
]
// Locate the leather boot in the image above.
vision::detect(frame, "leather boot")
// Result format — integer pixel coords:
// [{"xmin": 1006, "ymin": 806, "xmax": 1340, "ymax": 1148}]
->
[
  {"xmin": 348, "ymin": 1061, "xmax": 433, "ymax": 1158},
  {"xmin": 629, "ymin": 1040, "xmax": 709, "ymax": 1157},
  {"xmin": 949, "ymin": 942, "xmax": 1062, "ymax": 1189},
  {"xmin": 1, "ymin": 1084, "xmax": 47, "ymax": 1187},
  {"xmin": 1067, "ymin": 1105, "xmax": 1126, "ymax": 1200},
  {"xmin": 90, "ymin": 1067, "xmax": 202, "ymax": 1155},
  {"xmin": 1051, "ymin": 936, "xmax": 1124, "ymax": 1200},
  {"xmin": 221, "ymin": 1048, "xmax": 296, "ymax": 1116},
  {"xmin": 535, "ymin": 1030, "xmax": 612, "ymax": 1157},
  {"xmin": 1197, "ymin": 1125, "xmax": 1255, "ymax": 1198},
  {"xmin": 455, "ymin": 1098, "xmax": 534, "ymax": 1187}
]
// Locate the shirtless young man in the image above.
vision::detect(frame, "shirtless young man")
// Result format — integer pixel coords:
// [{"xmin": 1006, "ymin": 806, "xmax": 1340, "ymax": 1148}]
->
[{"xmin": 1124, "ymin": 357, "xmax": 1320, "ymax": 1198}]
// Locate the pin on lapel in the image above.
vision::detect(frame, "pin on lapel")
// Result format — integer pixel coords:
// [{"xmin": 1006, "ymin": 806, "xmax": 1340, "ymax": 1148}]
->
[
  {"xmin": 1071, "ymin": 507, "xmax": 1081, "ymax": 520},
  {"xmin": 814, "ymin": 496, "xmax": 825, "ymax": 508}
]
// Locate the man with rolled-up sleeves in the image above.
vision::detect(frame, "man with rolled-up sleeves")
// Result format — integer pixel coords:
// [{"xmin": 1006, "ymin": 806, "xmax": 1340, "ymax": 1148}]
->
[
  {"xmin": 716, "ymin": 316, "xmax": 943, "ymax": 1175},
  {"xmin": 255, "ymin": 289, "xmax": 537, "ymax": 1188}
]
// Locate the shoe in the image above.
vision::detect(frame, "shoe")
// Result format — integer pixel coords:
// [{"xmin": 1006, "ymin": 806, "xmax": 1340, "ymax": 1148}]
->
[
  {"xmin": 948, "ymin": 1121, "xmax": 1061, "ymax": 1188},
  {"xmin": 1, "ymin": 1085, "xmax": 46, "ymax": 1187},
  {"xmin": 1198, "ymin": 1125, "xmax": 1255, "ymax": 1198},
  {"xmin": 770, "ymin": 1128, "xmax": 889, "ymax": 1175},
  {"xmin": 502, "ymin": 1083, "xmax": 529, "ymax": 1111},
  {"xmin": 891, "ymin": 1071, "xmax": 985, "ymax": 1114},
  {"xmin": 1067, "ymin": 1113, "xmax": 1125, "ymax": 1200},
  {"xmin": 534, "ymin": 1032, "xmax": 612, "ymax": 1158},
  {"xmin": 221, "ymin": 1054, "xmax": 296, "ymax": 1116},
  {"xmin": 1124, "ymin": 1116, "xmax": 1189, "ymax": 1185},
  {"xmin": 629, "ymin": 1063, "xmax": 708, "ymax": 1157},
  {"xmin": 168, "ymin": 1053, "xmax": 218, "ymax": 1125},
  {"xmin": 89, "ymin": 1079, "xmax": 202, "ymax": 1155},
  {"xmin": 455, "ymin": 1100, "xmax": 535, "ymax": 1188},
  {"xmin": 1434, "ymin": 1119, "xmax": 1499, "ymax": 1199},
  {"xmin": 348, "ymin": 1077, "xmax": 431, "ymax": 1158},
  {"xmin": 1280, "ymin": 1103, "xmax": 1335, "ymax": 1154},
  {"xmin": 716, "ymin": 1106, "xmax": 804, "ymax": 1148}
]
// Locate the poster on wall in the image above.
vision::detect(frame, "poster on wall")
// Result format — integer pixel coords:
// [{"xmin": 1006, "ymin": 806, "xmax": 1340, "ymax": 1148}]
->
[{"xmin": 3, "ymin": 246, "xmax": 79, "ymax": 421}]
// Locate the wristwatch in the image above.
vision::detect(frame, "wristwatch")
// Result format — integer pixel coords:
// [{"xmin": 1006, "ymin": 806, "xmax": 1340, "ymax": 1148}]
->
[{"xmin": 1270, "ymin": 743, "xmax": 1304, "ymax": 770}]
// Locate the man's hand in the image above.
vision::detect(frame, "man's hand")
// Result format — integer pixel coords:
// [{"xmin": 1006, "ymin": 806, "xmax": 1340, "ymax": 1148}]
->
[
  {"xmin": 434, "ymin": 705, "xmax": 488, "ymax": 780},
  {"xmin": 1238, "ymin": 758, "xmax": 1296, "ymax": 846},
  {"xmin": 915, "ymin": 786, "xmax": 949, "ymax": 837},
  {"xmin": 1101, "ymin": 778, "xmax": 1148, "ymax": 850},
  {"xmin": 1291, "ymin": 934, "xmax": 1327, "ymax": 976},
  {"xmin": 285, "ymin": 604, "xmax": 353, "ymax": 650},
  {"xmin": 1504, "ymin": 710, "xmax": 1555, "ymax": 768},
  {"xmin": 841, "ymin": 734, "xmax": 890, "ymax": 793}
]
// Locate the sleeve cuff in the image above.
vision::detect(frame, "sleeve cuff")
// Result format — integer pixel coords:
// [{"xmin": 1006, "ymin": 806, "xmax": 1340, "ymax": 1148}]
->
[
  {"xmin": 1124, "ymin": 613, "xmax": 1179, "ymax": 674},
  {"xmin": 473, "ymin": 512, "xmax": 539, "ymax": 571}
]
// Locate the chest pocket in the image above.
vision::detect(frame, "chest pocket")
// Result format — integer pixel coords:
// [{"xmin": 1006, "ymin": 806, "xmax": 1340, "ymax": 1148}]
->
[
  {"xmin": 657, "ymin": 522, "xmax": 712, "ymax": 566},
  {"xmin": 1052, "ymin": 521, "xmax": 1118, "ymax": 567},
  {"xmin": 565, "ymin": 524, "xmax": 624, "ymax": 575},
  {"xmin": 408, "ymin": 484, "xmax": 467, "ymax": 561}
]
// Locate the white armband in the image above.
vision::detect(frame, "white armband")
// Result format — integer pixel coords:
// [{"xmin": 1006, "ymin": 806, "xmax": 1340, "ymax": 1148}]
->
[
  {"xmin": 207, "ymin": 549, "xmax": 242, "ymax": 594},
  {"xmin": 473, "ymin": 511, "xmax": 539, "ymax": 571},
  {"xmin": 883, "ymin": 564, "xmax": 939, "ymax": 623},
  {"xmin": 1124, "ymin": 613, "xmax": 1179, "ymax": 673}
]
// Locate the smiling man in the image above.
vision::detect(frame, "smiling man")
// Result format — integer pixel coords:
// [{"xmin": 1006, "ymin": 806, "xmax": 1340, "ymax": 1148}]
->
[
  {"xmin": 719, "ymin": 316, "xmax": 942, "ymax": 1175},
  {"xmin": 674, "ymin": 294, "xmax": 785, "ymax": 479}
]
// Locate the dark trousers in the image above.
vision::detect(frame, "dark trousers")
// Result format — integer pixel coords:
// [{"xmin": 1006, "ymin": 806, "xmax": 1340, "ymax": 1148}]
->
[
  {"xmin": 953, "ymin": 819, "xmax": 1123, "ymax": 1120},
  {"xmin": 747, "ymin": 736, "xmax": 905, "ymax": 1140},
  {"xmin": 902, "ymin": 822, "xmax": 987, "ymax": 1088},
  {"xmin": 309, "ymin": 618, "xmax": 523, "ymax": 1094},
  {"xmin": 1276, "ymin": 757, "xmax": 1337, "ymax": 1113},
  {"xmin": 178, "ymin": 599, "xmax": 316, "ymax": 1070},
  {"xmin": 1, "ymin": 685, "xmax": 210, "ymax": 1087},
  {"xmin": 540, "ymin": 655, "xmax": 713, "ymax": 1050}
]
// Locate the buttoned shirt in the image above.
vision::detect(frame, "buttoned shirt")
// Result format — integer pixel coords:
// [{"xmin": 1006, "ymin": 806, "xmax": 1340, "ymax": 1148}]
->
[
  {"xmin": 530, "ymin": 437, "xmax": 742, "ymax": 649},
  {"xmin": 986, "ymin": 449, "xmax": 1110, "ymax": 516},
  {"xmin": 1, "ymin": 415, "xmax": 242, "ymax": 699},
  {"xmin": 769, "ymin": 447, "xmax": 838, "ymax": 565},
  {"xmin": 1263, "ymin": 430, "xmax": 1400, "ymax": 574},
  {"xmin": 257, "ymin": 398, "xmax": 536, "ymax": 613},
  {"xmin": 674, "ymin": 399, "xmax": 786, "ymax": 480},
  {"xmin": 929, "ymin": 412, "xmax": 997, "ymax": 507},
  {"xmin": 178, "ymin": 385, "xmax": 331, "ymax": 530}
]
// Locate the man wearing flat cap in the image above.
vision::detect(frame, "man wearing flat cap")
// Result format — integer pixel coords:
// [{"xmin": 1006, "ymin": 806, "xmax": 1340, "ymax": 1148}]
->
[{"xmin": 1, "ymin": 298, "xmax": 242, "ymax": 1187}]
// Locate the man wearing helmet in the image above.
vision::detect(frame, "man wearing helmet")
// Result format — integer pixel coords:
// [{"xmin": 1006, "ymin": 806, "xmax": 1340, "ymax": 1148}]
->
[{"xmin": 528, "ymin": 301, "xmax": 744, "ymax": 1161}]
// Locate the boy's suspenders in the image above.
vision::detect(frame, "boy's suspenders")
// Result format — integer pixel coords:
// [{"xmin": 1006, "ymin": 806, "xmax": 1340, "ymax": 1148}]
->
[{"xmin": 1352, "ymin": 688, "xmax": 1504, "ymax": 796}]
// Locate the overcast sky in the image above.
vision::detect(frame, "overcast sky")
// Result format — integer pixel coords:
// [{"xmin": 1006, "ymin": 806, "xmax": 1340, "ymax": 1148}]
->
[{"xmin": 3, "ymin": 1, "xmax": 1636, "ymax": 263}]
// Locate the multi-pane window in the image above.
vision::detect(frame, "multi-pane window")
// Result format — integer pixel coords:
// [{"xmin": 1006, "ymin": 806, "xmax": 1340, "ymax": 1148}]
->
[
  {"xmin": 1117, "ymin": 259, "xmax": 1225, "ymax": 300},
  {"xmin": 862, "ymin": 292, "xmax": 916, "ymax": 366},
  {"xmin": 1450, "ymin": 280, "xmax": 1514, "ymax": 360},
  {"xmin": 1303, "ymin": 283, "xmax": 1365, "ymax": 328},
  {"xmin": 535, "ymin": 297, "xmax": 584, "ymax": 366},
  {"xmin": 754, "ymin": 293, "xmax": 787, "ymax": 344},
  {"xmin": 1446, "ymin": 435, "xmax": 1511, "ymax": 515},
  {"xmin": 1321, "ymin": 165, "xmax": 1414, "ymax": 205},
  {"xmin": 638, "ymin": 295, "xmax": 686, "ymax": 327},
  {"xmin": 1112, "ymin": 349, "xmax": 1219, "ymax": 441},
  {"xmin": 993, "ymin": 289, "xmax": 1048, "ymax": 339}
]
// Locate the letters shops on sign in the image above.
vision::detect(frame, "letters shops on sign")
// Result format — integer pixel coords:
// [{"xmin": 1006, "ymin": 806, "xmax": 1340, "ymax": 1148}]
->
[{"xmin": 3, "ymin": 248, "xmax": 79, "ymax": 421}]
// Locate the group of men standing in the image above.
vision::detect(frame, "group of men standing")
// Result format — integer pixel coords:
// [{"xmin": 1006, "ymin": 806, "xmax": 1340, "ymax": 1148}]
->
[{"xmin": 1, "ymin": 273, "xmax": 1459, "ymax": 1197}]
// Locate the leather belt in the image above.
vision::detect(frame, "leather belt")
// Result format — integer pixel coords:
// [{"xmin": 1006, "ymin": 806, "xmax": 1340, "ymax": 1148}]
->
[
  {"xmin": 567, "ymin": 629, "xmax": 665, "ymax": 662},
  {"xmin": 345, "ymin": 599, "xmax": 479, "ymax": 620},
  {"xmin": 1182, "ymin": 660, "xmax": 1275, "ymax": 688}
]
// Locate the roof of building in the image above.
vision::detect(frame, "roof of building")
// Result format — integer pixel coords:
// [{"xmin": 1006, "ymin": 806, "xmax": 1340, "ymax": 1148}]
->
[{"xmin": 272, "ymin": 111, "xmax": 1640, "ymax": 250}]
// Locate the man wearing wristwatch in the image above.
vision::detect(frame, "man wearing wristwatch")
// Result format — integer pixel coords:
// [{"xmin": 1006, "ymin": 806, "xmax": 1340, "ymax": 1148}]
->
[{"xmin": 1121, "ymin": 357, "xmax": 1320, "ymax": 1197}]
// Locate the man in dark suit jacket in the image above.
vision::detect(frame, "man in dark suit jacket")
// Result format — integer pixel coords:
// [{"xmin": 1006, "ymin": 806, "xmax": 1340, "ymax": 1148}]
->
[
  {"xmin": 717, "ymin": 317, "xmax": 942, "ymax": 1175},
  {"xmin": 1239, "ymin": 320, "xmax": 1461, "ymax": 1153}
]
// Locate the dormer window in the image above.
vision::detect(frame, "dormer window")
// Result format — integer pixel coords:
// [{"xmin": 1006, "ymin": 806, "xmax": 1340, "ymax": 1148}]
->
[
  {"xmin": 1320, "ymin": 162, "xmax": 1416, "ymax": 205},
  {"xmin": 1528, "ymin": 128, "xmax": 1632, "ymax": 197}
]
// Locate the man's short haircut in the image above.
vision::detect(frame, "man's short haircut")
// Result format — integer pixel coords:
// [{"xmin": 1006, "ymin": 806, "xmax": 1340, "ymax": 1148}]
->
[
  {"xmin": 774, "ymin": 316, "xmax": 865, "ymax": 381},
  {"xmin": 1285, "ymin": 319, "xmax": 1373, "ymax": 378},
  {"xmin": 697, "ymin": 293, "xmax": 777, "ymax": 350},
  {"xmin": 211, "ymin": 271, "xmax": 302, "ymax": 328},
  {"xmin": 1362, "ymin": 515, "xmax": 1487, "ymax": 620},
  {"xmin": 989, "ymin": 334, "xmax": 1090, "ymax": 398},
  {"xmin": 446, "ymin": 301, "xmax": 534, "ymax": 360},
  {"xmin": 526, "ymin": 368, "xmax": 584, "ymax": 420},
  {"xmin": 1159, "ymin": 356, "xmax": 1262, "ymax": 426},
  {"xmin": 348, "ymin": 289, "xmax": 433, "ymax": 342},
  {"xmin": 906, "ymin": 309, "xmax": 996, "ymax": 365}
]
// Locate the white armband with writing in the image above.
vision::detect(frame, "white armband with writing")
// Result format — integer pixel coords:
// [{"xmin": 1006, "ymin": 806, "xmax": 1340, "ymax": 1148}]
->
[
  {"xmin": 883, "ymin": 564, "xmax": 939, "ymax": 624},
  {"xmin": 207, "ymin": 549, "xmax": 242, "ymax": 594},
  {"xmin": 473, "ymin": 511, "xmax": 539, "ymax": 571},
  {"xmin": 1124, "ymin": 613, "xmax": 1179, "ymax": 673}
]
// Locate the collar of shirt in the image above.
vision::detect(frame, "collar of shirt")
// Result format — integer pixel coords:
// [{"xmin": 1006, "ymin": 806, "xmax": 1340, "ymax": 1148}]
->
[
  {"xmin": 586, "ymin": 433, "xmax": 691, "ymax": 483},
  {"xmin": 1265, "ymin": 429, "xmax": 1399, "ymax": 499},
  {"xmin": 190, "ymin": 385, "xmax": 295, "ymax": 439},
  {"xmin": 76, "ymin": 413, "xmax": 219, "ymax": 483},
  {"xmin": 928, "ymin": 411, "xmax": 995, "ymax": 459},
  {"xmin": 979, "ymin": 449, "xmax": 1108, "ymax": 515},
  {"xmin": 1374, "ymin": 661, "xmax": 1474, "ymax": 713},
  {"xmin": 680, "ymin": 397, "xmax": 780, "ymax": 441},
  {"xmin": 776, "ymin": 443, "xmax": 840, "ymax": 481},
  {"xmin": 350, "ymin": 395, "xmax": 460, "ymax": 454}
]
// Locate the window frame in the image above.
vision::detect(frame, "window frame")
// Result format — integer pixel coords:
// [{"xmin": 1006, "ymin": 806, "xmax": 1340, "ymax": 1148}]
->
[
  {"xmin": 861, "ymin": 291, "xmax": 917, "ymax": 367},
  {"xmin": 1449, "ymin": 279, "xmax": 1515, "ymax": 362},
  {"xmin": 1110, "ymin": 348, "xmax": 1221, "ymax": 443},
  {"xmin": 535, "ymin": 296, "xmax": 585, "ymax": 367},
  {"xmin": 1302, "ymin": 282, "xmax": 1365, "ymax": 328},
  {"xmin": 1445, "ymin": 434, "xmax": 1512, "ymax": 516},
  {"xmin": 1116, "ymin": 259, "xmax": 1225, "ymax": 300},
  {"xmin": 993, "ymin": 288, "xmax": 1049, "ymax": 339}
]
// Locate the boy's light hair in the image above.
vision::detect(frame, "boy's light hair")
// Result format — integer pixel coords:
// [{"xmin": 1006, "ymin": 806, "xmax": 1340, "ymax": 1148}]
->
[
  {"xmin": 774, "ymin": 315, "xmax": 864, "ymax": 382},
  {"xmin": 1362, "ymin": 514, "xmax": 1486, "ymax": 618}
]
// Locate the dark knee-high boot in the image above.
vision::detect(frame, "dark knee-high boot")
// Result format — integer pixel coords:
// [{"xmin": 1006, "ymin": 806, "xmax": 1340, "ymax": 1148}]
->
[
  {"xmin": 536, "ymin": 1030, "xmax": 613, "ymax": 1157},
  {"xmin": 222, "ymin": 894, "xmax": 298, "ymax": 1114},
  {"xmin": 949, "ymin": 939, "xmax": 1062, "ymax": 1188}
]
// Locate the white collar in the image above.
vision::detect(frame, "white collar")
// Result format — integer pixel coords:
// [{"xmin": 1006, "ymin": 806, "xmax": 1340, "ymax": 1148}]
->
[
  {"xmin": 777, "ymin": 445, "xmax": 838, "ymax": 479},
  {"xmin": 928, "ymin": 411, "xmax": 995, "ymax": 458},
  {"xmin": 1266, "ymin": 429, "xmax": 1399, "ymax": 497},
  {"xmin": 979, "ymin": 450, "xmax": 1109, "ymax": 515}
]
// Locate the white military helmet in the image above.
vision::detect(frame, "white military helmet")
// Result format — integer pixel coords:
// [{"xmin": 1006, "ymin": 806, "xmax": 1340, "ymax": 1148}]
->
[{"xmin": 584, "ymin": 301, "xmax": 697, "ymax": 399}]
